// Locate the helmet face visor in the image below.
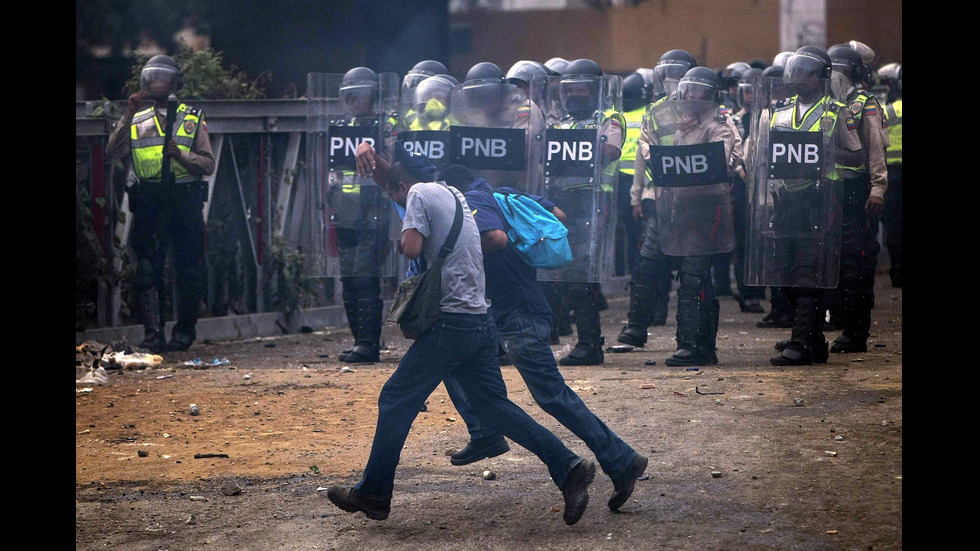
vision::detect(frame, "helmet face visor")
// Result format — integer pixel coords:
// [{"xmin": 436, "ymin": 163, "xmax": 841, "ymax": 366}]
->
[
  {"xmin": 559, "ymin": 75, "xmax": 599, "ymax": 116},
  {"xmin": 784, "ymin": 53, "xmax": 828, "ymax": 96},
  {"xmin": 340, "ymin": 81, "xmax": 377, "ymax": 115},
  {"xmin": 461, "ymin": 79, "xmax": 505, "ymax": 110},
  {"xmin": 414, "ymin": 76, "xmax": 454, "ymax": 119},
  {"xmin": 140, "ymin": 66, "xmax": 179, "ymax": 97},
  {"xmin": 653, "ymin": 61, "xmax": 691, "ymax": 97},
  {"xmin": 677, "ymin": 80, "xmax": 716, "ymax": 102},
  {"xmin": 402, "ymin": 71, "xmax": 431, "ymax": 95},
  {"xmin": 783, "ymin": 53, "xmax": 826, "ymax": 84}
]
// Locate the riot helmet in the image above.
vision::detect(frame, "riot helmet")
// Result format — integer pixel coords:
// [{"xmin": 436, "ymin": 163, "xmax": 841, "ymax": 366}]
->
[
  {"xmin": 737, "ymin": 67, "xmax": 763, "ymax": 111},
  {"xmin": 506, "ymin": 60, "xmax": 548, "ymax": 87},
  {"xmin": 653, "ymin": 49, "xmax": 698, "ymax": 99},
  {"xmin": 140, "ymin": 55, "xmax": 183, "ymax": 100},
  {"xmin": 622, "ymin": 72, "xmax": 647, "ymax": 112},
  {"xmin": 461, "ymin": 61, "xmax": 507, "ymax": 112},
  {"xmin": 559, "ymin": 58, "xmax": 603, "ymax": 119},
  {"xmin": 761, "ymin": 65, "xmax": 790, "ymax": 102},
  {"xmin": 878, "ymin": 62, "xmax": 901, "ymax": 100},
  {"xmin": 414, "ymin": 74, "xmax": 456, "ymax": 123},
  {"xmin": 340, "ymin": 67, "xmax": 379, "ymax": 116},
  {"xmin": 847, "ymin": 40, "xmax": 876, "ymax": 67},
  {"xmin": 636, "ymin": 67, "xmax": 656, "ymax": 99},
  {"xmin": 772, "ymin": 51, "xmax": 794, "ymax": 68},
  {"xmin": 402, "ymin": 60, "xmax": 448, "ymax": 94},
  {"xmin": 544, "ymin": 57, "xmax": 569, "ymax": 75},
  {"xmin": 783, "ymin": 46, "xmax": 831, "ymax": 100},
  {"xmin": 676, "ymin": 66, "xmax": 721, "ymax": 103},
  {"xmin": 828, "ymin": 44, "xmax": 867, "ymax": 99},
  {"xmin": 721, "ymin": 61, "xmax": 751, "ymax": 90}
]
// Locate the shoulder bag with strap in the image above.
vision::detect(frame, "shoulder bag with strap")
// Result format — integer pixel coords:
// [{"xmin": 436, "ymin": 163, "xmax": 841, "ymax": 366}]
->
[{"xmin": 386, "ymin": 190, "xmax": 464, "ymax": 339}]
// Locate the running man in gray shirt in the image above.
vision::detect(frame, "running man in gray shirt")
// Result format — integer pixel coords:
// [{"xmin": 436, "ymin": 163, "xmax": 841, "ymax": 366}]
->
[{"xmin": 326, "ymin": 143, "xmax": 597, "ymax": 525}]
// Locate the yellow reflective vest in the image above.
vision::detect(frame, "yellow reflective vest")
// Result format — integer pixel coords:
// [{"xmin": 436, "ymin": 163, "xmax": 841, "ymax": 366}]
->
[
  {"xmin": 885, "ymin": 99, "xmax": 902, "ymax": 165},
  {"xmin": 769, "ymin": 95, "xmax": 844, "ymax": 190},
  {"xmin": 619, "ymin": 106, "xmax": 645, "ymax": 175},
  {"xmin": 558, "ymin": 109, "xmax": 626, "ymax": 191},
  {"xmin": 129, "ymin": 103, "xmax": 202, "ymax": 183}
]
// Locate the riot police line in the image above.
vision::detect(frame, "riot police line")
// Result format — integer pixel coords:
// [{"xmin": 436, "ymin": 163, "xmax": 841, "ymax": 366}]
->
[{"xmin": 302, "ymin": 43, "xmax": 897, "ymax": 368}]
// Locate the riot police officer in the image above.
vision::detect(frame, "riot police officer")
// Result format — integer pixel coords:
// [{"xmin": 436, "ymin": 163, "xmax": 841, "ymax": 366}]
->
[
  {"xmin": 398, "ymin": 60, "xmax": 449, "ymax": 132},
  {"xmin": 618, "ymin": 72, "xmax": 649, "ymax": 273},
  {"xmin": 878, "ymin": 62, "xmax": 902, "ymax": 287},
  {"xmin": 730, "ymin": 67, "xmax": 767, "ymax": 314},
  {"xmin": 617, "ymin": 50, "xmax": 700, "ymax": 347},
  {"xmin": 545, "ymin": 59, "xmax": 625, "ymax": 366},
  {"xmin": 332, "ymin": 67, "xmax": 398, "ymax": 363},
  {"xmin": 656, "ymin": 67, "xmax": 741, "ymax": 366},
  {"xmin": 106, "ymin": 55, "xmax": 216, "ymax": 353},
  {"xmin": 824, "ymin": 44, "xmax": 888, "ymax": 354},
  {"xmin": 763, "ymin": 46, "xmax": 849, "ymax": 365}
]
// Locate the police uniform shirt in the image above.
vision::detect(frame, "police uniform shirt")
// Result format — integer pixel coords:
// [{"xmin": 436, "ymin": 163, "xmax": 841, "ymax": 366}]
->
[
  {"xmin": 839, "ymin": 90, "xmax": 888, "ymax": 201},
  {"xmin": 106, "ymin": 103, "xmax": 216, "ymax": 176}
]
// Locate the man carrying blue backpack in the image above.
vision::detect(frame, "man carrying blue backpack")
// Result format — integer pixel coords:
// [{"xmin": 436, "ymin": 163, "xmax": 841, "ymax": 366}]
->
[{"xmin": 438, "ymin": 164, "xmax": 648, "ymax": 513}]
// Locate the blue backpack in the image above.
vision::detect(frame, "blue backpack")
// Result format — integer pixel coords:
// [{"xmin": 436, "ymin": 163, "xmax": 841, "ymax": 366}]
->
[{"xmin": 493, "ymin": 192, "xmax": 572, "ymax": 270}]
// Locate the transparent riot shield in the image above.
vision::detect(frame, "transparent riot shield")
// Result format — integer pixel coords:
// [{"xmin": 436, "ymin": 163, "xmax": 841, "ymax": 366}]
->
[
  {"xmin": 645, "ymin": 99, "xmax": 735, "ymax": 257},
  {"xmin": 536, "ymin": 74, "xmax": 623, "ymax": 283},
  {"xmin": 396, "ymin": 74, "xmax": 455, "ymax": 169},
  {"xmin": 306, "ymin": 72, "xmax": 400, "ymax": 279},
  {"xmin": 744, "ymin": 77, "xmax": 841, "ymax": 288},
  {"xmin": 447, "ymin": 77, "xmax": 547, "ymax": 194}
]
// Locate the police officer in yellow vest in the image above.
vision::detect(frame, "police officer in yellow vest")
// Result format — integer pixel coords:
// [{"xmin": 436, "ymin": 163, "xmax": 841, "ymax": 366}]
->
[
  {"xmin": 767, "ymin": 47, "xmax": 847, "ymax": 365},
  {"xmin": 551, "ymin": 59, "xmax": 626, "ymax": 366},
  {"xmin": 331, "ymin": 67, "xmax": 398, "ymax": 363},
  {"xmin": 618, "ymin": 72, "xmax": 649, "ymax": 274},
  {"xmin": 106, "ymin": 55, "xmax": 216, "ymax": 353},
  {"xmin": 878, "ymin": 62, "xmax": 902, "ymax": 287},
  {"xmin": 825, "ymin": 44, "xmax": 888, "ymax": 354}
]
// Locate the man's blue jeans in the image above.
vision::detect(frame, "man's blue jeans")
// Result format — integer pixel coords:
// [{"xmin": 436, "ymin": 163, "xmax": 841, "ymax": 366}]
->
[
  {"xmin": 445, "ymin": 305, "xmax": 638, "ymax": 480},
  {"xmin": 353, "ymin": 312, "xmax": 583, "ymax": 501}
]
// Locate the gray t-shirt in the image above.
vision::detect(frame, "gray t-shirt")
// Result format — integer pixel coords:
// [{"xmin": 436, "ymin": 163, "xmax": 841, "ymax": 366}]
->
[{"xmin": 401, "ymin": 182, "xmax": 489, "ymax": 315}]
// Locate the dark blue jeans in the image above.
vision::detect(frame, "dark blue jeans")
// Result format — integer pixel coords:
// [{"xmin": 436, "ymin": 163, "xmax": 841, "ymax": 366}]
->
[
  {"xmin": 445, "ymin": 305, "xmax": 638, "ymax": 480},
  {"xmin": 353, "ymin": 312, "xmax": 582, "ymax": 501}
]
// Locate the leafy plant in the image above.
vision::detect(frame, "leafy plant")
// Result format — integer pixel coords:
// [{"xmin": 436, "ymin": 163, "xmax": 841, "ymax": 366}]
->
[{"xmin": 124, "ymin": 43, "xmax": 268, "ymax": 100}]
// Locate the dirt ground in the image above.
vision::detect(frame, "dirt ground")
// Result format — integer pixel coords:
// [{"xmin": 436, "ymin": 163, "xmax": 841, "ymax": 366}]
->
[{"xmin": 75, "ymin": 273, "xmax": 902, "ymax": 551}]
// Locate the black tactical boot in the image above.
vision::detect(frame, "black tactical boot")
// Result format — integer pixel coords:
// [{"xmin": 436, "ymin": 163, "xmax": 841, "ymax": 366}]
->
[
  {"xmin": 617, "ymin": 282, "xmax": 657, "ymax": 347},
  {"xmin": 666, "ymin": 294, "xmax": 715, "ymax": 366},
  {"xmin": 770, "ymin": 295, "xmax": 825, "ymax": 365},
  {"xmin": 134, "ymin": 288, "xmax": 167, "ymax": 353},
  {"xmin": 560, "ymin": 286, "xmax": 605, "ymax": 366},
  {"xmin": 340, "ymin": 295, "xmax": 382, "ymax": 363}
]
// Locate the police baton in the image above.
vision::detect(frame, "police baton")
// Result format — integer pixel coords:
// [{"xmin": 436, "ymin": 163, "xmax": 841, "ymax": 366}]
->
[{"xmin": 161, "ymin": 94, "xmax": 178, "ymax": 187}]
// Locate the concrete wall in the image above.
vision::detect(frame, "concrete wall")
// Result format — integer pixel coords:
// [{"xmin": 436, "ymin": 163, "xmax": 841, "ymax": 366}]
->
[{"xmin": 449, "ymin": 0, "xmax": 901, "ymax": 76}]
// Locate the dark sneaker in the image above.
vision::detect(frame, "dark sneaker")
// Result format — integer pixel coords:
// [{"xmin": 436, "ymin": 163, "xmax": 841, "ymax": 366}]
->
[
  {"xmin": 326, "ymin": 486, "xmax": 390, "ymax": 520},
  {"xmin": 608, "ymin": 454, "xmax": 648, "ymax": 511},
  {"xmin": 561, "ymin": 459, "xmax": 596, "ymax": 525},
  {"xmin": 450, "ymin": 435, "xmax": 510, "ymax": 466},
  {"xmin": 740, "ymin": 298, "xmax": 765, "ymax": 313}
]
